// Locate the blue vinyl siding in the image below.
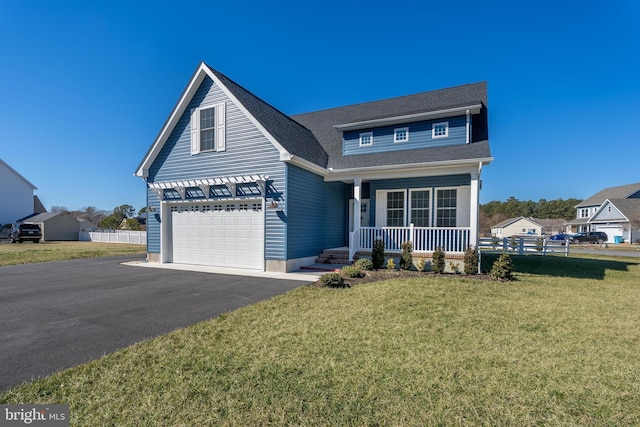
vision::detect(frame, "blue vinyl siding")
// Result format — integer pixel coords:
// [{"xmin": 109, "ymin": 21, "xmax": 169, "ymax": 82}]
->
[
  {"xmin": 146, "ymin": 76, "xmax": 287, "ymax": 260},
  {"xmin": 343, "ymin": 116, "xmax": 467, "ymax": 156},
  {"xmin": 369, "ymin": 174, "xmax": 471, "ymax": 226},
  {"xmin": 287, "ymin": 164, "xmax": 347, "ymax": 259},
  {"xmin": 146, "ymin": 189, "xmax": 161, "ymax": 253}
]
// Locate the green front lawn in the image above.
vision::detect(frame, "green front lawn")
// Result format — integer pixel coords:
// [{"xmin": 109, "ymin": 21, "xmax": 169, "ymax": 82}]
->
[
  {"xmin": 2, "ymin": 255, "xmax": 639, "ymax": 425},
  {"xmin": 0, "ymin": 241, "xmax": 146, "ymax": 266}
]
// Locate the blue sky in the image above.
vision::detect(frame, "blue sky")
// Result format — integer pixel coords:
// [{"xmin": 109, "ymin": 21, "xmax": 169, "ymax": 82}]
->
[{"xmin": 1, "ymin": 0, "xmax": 639, "ymax": 213}]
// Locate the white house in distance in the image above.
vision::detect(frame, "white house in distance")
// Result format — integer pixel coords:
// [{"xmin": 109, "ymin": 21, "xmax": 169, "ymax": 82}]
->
[
  {"xmin": 491, "ymin": 216, "xmax": 566, "ymax": 238},
  {"xmin": 0, "ymin": 158, "xmax": 43, "ymax": 225}
]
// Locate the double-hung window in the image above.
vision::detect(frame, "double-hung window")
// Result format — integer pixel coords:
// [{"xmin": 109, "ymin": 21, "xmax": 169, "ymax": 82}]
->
[
  {"xmin": 410, "ymin": 190, "xmax": 430, "ymax": 227},
  {"xmin": 436, "ymin": 189, "xmax": 457, "ymax": 227},
  {"xmin": 386, "ymin": 191, "xmax": 405, "ymax": 226},
  {"xmin": 191, "ymin": 102, "xmax": 226, "ymax": 154}
]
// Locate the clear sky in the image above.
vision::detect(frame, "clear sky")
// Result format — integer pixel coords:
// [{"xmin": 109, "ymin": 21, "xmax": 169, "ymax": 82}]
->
[{"xmin": 1, "ymin": 0, "xmax": 639, "ymax": 213}]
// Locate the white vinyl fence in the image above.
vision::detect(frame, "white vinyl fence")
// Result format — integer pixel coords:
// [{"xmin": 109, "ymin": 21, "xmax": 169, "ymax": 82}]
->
[
  {"xmin": 478, "ymin": 236, "xmax": 569, "ymax": 256},
  {"xmin": 79, "ymin": 230, "xmax": 146, "ymax": 244}
]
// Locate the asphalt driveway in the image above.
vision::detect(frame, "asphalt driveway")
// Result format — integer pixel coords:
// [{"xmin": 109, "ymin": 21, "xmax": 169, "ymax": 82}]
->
[{"xmin": 0, "ymin": 255, "xmax": 308, "ymax": 391}]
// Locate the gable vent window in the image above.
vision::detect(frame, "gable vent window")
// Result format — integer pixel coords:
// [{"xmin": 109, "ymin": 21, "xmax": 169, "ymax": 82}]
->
[
  {"xmin": 432, "ymin": 122, "xmax": 449, "ymax": 139},
  {"xmin": 191, "ymin": 102, "xmax": 226, "ymax": 154},
  {"xmin": 359, "ymin": 131, "xmax": 373, "ymax": 147},
  {"xmin": 394, "ymin": 127, "xmax": 409, "ymax": 143}
]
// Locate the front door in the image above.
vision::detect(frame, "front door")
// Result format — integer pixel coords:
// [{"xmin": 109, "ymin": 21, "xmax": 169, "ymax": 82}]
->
[{"xmin": 349, "ymin": 199, "xmax": 370, "ymax": 231}]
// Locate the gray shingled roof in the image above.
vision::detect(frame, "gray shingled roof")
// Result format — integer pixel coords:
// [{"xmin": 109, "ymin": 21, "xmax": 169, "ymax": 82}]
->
[
  {"xmin": 291, "ymin": 82, "xmax": 490, "ymax": 169},
  {"xmin": 606, "ymin": 199, "xmax": 640, "ymax": 225},
  {"xmin": 576, "ymin": 183, "xmax": 640, "ymax": 207},
  {"xmin": 205, "ymin": 65, "xmax": 329, "ymax": 168}
]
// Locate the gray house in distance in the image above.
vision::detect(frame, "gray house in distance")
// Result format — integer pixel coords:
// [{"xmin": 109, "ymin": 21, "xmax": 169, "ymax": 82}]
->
[
  {"xmin": 135, "ymin": 62, "xmax": 492, "ymax": 272},
  {"xmin": 569, "ymin": 183, "xmax": 640, "ymax": 244}
]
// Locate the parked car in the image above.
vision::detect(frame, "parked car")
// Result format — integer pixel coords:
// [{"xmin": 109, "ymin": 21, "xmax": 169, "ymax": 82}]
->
[
  {"xmin": 0, "ymin": 224, "xmax": 14, "ymax": 240},
  {"xmin": 569, "ymin": 231, "xmax": 608, "ymax": 244},
  {"xmin": 549, "ymin": 233, "xmax": 572, "ymax": 245},
  {"xmin": 10, "ymin": 223, "xmax": 42, "ymax": 243}
]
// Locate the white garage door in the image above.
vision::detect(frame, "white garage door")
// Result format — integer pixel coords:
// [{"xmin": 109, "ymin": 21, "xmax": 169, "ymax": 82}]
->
[
  {"xmin": 594, "ymin": 226, "xmax": 623, "ymax": 243},
  {"xmin": 171, "ymin": 201, "xmax": 264, "ymax": 269}
]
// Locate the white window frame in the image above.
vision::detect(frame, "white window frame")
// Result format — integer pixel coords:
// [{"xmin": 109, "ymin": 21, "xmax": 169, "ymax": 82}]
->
[
  {"xmin": 375, "ymin": 189, "xmax": 407, "ymax": 227},
  {"xmin": 435, "ymin": 187, "xmax": 458, "ymax": 227},
  {"xmin": 579, "ymin": 208, "xmax": 589, "ymax": 218},
  {"xmin": 359, "ymin": 131, "xmax": 373, "ymax": 147},
  {"xmin": 432, "ymin": 121, "xmax": 449, "ymax": 139},
  {"xmin": 409, "ymin": 188, "xmax": 431, "ymax": 227},
  {"xmin": 191, "ymin": 102, "xmax": 226, "ymax": 155},
  {"xmin": 394, "ymin": 127, "xmax": 409, "ymax": 143}
]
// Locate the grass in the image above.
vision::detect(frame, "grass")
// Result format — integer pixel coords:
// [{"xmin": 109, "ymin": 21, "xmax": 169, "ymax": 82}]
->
[
  {"xmin": 0, "ymin": 241, "xmax": 146, "ymax": 266},
  {"xmin": 2, "ymin": 254, "xmax": 640, "ymax": 425}
]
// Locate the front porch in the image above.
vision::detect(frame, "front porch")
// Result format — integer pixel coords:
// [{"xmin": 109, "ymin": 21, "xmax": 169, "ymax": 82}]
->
[{"xmin": 349, "ymin": 225, "xmax": 471, "ymax": 261}]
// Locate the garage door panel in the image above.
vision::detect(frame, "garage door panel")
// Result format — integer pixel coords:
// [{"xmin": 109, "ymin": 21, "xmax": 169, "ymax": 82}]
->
[{"xmin": 171, "ymin": 202, "xmax": 263, "ymax": 269}]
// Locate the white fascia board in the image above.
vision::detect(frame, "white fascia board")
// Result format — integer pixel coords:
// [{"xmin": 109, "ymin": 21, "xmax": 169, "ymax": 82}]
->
[
  {"xmin": 324, "ymin": 157, "xmax": 493, "ymax": 182},
  {"xmin": 135, "ymin": 63, "xmax": 208, "ymax": 178},
  {"xmin": 285, "ymin": 155, "xmax": 329, "ymax": 177},
  {"xmin": 333, "ymin": 104, "xmax": 482, "ymax": 132}
]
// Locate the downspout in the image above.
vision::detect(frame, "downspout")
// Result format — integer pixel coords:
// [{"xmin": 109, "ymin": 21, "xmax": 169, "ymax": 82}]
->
[{"xmin": 466, "ymin": 109, "xmax": 471, "ymax": 144}]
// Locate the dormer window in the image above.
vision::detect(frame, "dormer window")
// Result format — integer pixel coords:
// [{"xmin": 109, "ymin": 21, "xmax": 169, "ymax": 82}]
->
[
  {"xmin": 432, "ymin": 122, "xmax": 449, "ymax": 138},
  {"xmin": 394, "ymin": 127, "xmax": 409, "ymax": 143},
  {"xmin": 359, "ymin": 132, "xmax": 373, "ymax": 146}
]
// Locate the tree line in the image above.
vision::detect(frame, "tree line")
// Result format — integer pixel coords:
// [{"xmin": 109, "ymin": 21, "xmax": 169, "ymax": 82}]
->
[
  {"xmin": 51, "ymin": 204, "xmax": 146, "ymax": 230},
  {"xmin": 479, "ymin": 197, "xmax": 582, "ymax": 235}
]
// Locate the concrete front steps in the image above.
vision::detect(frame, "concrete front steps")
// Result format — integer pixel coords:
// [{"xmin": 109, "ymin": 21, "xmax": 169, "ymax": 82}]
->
[{"xmin": 300, "ymin": 248, "xmax": 352, "ymax": 272}]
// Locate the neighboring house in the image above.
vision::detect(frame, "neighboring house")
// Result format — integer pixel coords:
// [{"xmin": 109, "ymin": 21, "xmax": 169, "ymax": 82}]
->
[
  {"xmin": 568, "ymin": 183, "xmax": 640, "ymax": 244},
  {"xmin": 24, "ymin": 212, "xmax": 81, "ymax": 241},
  {"xmin": 135, "ymin": 62, "xmax": 492, "ymax": 272},
  {"xmin": 0, "ymin": 158, "xmax": 43, "ymax": 225},
  {"xmin": 491, "ymin": 217, "xmax": 566, "ymax": 238}
]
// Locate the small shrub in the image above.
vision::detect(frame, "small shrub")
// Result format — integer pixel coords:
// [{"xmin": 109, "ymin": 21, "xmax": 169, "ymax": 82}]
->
[
  {"xmin": 463, "ymin": 247, "xmax": 478, "ymax": 275},
  {"xmin": 341, "ymin": 265, "xmax": 363, "ymax": 278},
  {"xmin": 449, "ymin": 262, "xmax": 460, "ymax": 274},
  {"xmin": 400, "ymin": 241, "xmax": 413, "ymax": 270},
  {"xmin": 490, "ymin": 253, "xmax": 515, "ymax": 282},
  {"xmin": 386, "ymin": 258, "xmax": 396, "ymax": 270},
  {"xmin": 372, "ymin": 239, "xmax": 385, "ymax": 270},
  {"xmin": 535, "ymin": 237, "xmax": 544, "ymax": 252},
  {"xmin": 320, "ymin": 272, "xmax": 347, "ymax": 288},
  {"xmin": 354, "ymin": 258, "xmax": 373, "ymax": 271},
  {"xmin": 509, "ymin": 236, "xmax": 519, "ymax": 251},
  {"xmin": 432, "ymin": 248, "xmax": 445, "ymax": 274},
  {"xmin": 415, "ymin": 257, "xmax": 426, "ymax": 272}
]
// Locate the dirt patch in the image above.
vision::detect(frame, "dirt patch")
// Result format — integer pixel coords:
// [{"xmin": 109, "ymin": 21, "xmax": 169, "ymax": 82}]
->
[{"xmin": 310, "ymin": 269, "xmax": 493, "ymax": 287}]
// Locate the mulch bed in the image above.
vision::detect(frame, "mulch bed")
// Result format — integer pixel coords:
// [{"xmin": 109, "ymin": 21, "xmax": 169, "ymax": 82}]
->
[{"xmin": 310, "ymin": 269, "xmax": 493, "ymax": 287}]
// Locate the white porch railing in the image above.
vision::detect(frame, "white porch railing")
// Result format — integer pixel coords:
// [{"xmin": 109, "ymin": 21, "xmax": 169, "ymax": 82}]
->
[{"xmin": 350, "ymin": 225, "xmax": 471, "ymax": 260}]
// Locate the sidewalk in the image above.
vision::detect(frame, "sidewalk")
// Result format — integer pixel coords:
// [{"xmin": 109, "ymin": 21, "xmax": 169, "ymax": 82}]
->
[{"xmin": 123, "ymin": 260, "xmax": 321, "ymax": 282}]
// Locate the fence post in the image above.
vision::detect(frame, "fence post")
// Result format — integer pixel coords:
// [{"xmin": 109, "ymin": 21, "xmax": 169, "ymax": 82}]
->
[{"xmin": 519, "ymin": 237, "xmax": 524, "ymax": 255}]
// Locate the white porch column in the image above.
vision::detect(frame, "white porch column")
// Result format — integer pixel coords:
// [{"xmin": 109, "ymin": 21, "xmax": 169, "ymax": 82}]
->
[
  {"xmin": 470, "ymin": 168, "xmax": 480, "ymax": 248},
  {"xmin": 350, "ymin": 178, "xmax": 362, "ymax": 261},
  {"xmin": 353, "ymin": 178, "xmax": 362, "ymax": 231}
]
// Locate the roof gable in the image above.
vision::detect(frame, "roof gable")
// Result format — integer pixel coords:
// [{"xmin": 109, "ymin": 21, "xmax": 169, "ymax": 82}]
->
[{"xmin": 0, "ymin": 158, "xmax": 37, "ymax": 190}]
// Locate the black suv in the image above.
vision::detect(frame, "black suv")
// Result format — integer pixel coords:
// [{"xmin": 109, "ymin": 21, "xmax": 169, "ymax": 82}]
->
[
  {"xmin": 10, "ymin": 224, "xmax": 42, "ymax": 243},
  {"xmin": 570, "ymin": 231, "xmax": 608, "ymax": 244}
]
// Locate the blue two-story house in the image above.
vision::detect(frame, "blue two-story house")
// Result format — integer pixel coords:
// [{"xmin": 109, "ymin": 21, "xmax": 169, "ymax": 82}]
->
[{"xmin": 135, "ymin": 62, "xmax": 493, "ymax": 272}]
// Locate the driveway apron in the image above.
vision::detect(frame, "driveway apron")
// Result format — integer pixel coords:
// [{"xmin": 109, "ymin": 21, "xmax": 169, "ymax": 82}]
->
[{"xmin": 0, "ymin": 255, "xmax": 307, "ymax": 391}]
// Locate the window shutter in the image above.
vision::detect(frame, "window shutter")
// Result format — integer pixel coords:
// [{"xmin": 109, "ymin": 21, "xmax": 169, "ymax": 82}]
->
[
  {"xmin": 190, "ymin": 108, "xmax": 200, "ymax": 155},
  {"xmin": 375, "ymin": 190, "xmax": 387, "ymax": 227},
  {"xmin": 456, "ymin": 186, "xmax": 471, "ymax": 227},
  {"xmin": 216, "ymin": 103, "xmax": 226, "ymax": 152}
]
